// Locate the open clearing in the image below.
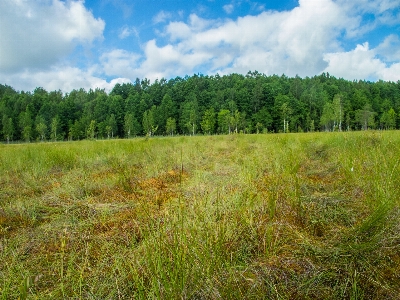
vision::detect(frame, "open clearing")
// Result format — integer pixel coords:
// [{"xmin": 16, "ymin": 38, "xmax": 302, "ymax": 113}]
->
[{"xmin": 0, "ymin": 132, "xmax": 399, "ymax": 299}]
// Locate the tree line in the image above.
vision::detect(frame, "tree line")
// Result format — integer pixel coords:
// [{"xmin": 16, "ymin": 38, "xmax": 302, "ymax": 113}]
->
[{"xmin": 1, "ymin": 71, "xmax": 400, "ymax": 142}]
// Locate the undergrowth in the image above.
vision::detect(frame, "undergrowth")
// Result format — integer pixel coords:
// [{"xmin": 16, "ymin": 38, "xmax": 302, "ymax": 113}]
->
[{"xmin": 0, "ymin": 132, "xmax": 399, "ymax": 299}]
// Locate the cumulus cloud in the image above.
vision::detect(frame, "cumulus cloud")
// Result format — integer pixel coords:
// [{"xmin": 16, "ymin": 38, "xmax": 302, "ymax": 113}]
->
[
  {"xmin": 323, "ymin": 43, "xmax": 385, "ymax": 80},
  {"xmin": 102, "ymin": 0, "xmax": 400, "ymax": 82},
  {"xmin": 0, "ymin": 65, "xmax": 130, "ymax": 93},
  {"xmin": 105, "ymin": 0, "xmax": 349, "ymax": 81},
  {"xmin": 0, "ymin": 0, "xmax": 104, "ymax": 73},
  {"xmin": 378, "ymin": 63, "xmax": 400, "ymax": 81},
  {"xmin": 324, "ymin": 38, "xmax": 400, "ymax": 82},
  {"xmin": 2, "ymin": 0, "xmax": 400, "ymax": 92},
  {"xmin": 100, "ymin": 49, "xmax": 141, "ymax": 78},
  {"xmin": 100, "ymin": 40, "xmax": 212, "ymax": 81}
]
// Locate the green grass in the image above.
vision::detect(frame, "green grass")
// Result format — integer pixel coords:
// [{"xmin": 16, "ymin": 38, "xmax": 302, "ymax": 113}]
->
[{"xmin": 0, "ymin": 132, "xmax": 399, "ymax": 299}]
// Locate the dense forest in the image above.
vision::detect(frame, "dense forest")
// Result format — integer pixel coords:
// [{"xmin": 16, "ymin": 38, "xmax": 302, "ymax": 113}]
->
[{"xmin": 1, "ymin": 71, "xmax": 400, "ymax": 142}]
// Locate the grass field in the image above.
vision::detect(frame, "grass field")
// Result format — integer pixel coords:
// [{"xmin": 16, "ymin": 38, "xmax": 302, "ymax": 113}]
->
[{"xmin": 0, "ymin": 132, "xmax": 399, "ymax": 299}]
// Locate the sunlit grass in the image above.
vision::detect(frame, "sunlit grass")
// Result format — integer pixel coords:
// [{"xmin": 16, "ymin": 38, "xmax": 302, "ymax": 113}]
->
[{"xmin": 1, "ymin": 132, "xmax": 399, "ymax": 299}]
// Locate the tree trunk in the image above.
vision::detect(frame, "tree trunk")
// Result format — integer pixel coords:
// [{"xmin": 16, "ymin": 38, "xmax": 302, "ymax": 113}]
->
[{"xmin": 283, "ymin": 118, "xmax": 286, "ymax": 133}]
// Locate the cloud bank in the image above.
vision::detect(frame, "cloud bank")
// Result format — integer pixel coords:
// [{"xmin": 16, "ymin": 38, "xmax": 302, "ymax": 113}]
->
[
  {"xmin": 0, "ymin": 0, "xmax": 399, "ymax": 92},
  {"xmin": 101, "ymin": 0, "xmax": 400, "ymax": 84},
  {"xmin": 0, "ymin": 0, "xmax": 106, "ymax": 91}
]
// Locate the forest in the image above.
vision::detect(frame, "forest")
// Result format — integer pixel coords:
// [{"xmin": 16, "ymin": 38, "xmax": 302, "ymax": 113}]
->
[{"xmin": 1, "ymin": 71, "xmax": 400, "ymax": 142}]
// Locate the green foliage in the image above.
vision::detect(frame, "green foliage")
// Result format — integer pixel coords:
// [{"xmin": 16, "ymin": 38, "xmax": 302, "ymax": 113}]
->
[
  {"xmin": 2, "ymin": 115, "xmax": 14, "ymax": 143},
  {"xmin": 165, "ymin": 117, "xmax": 176, "ymax": 136},
  {"xmin": 217, "ymin": 109, "xmax": 231, "ymax": 134},
  {"xmin": 124, "ymin": 113, "xmax": 141, "ymax": 138},
  {"xmin": 320, "ymin": 101, "xmax": 334, "ymax": 131},
  {"xmin": 200, "ymin": 107, "xmax": 216, "ymax": 135},
  {"xmin": 142, "ymin": 106, "xmax": 158, "ymax": 136},
  {"xmin": 380, "ymin": 107, "xmax": 396, "ymax": 129},
  {"xmin": 1, "ymin": 74, "xmax": 400, "ymax": 142},
  {"xmin": 106, "ymin": 114, "xmax": 117, "ymax": 138},
  {"xmin": 87, "ymin": 120, "xmax": 96, "ymax": 139},
  {"xmin": 50, "ymin": 116, "xmax": 60, "ymax": 141},
  {"xmin": 356, "ymin": 103, "xmax": 376, "ymax": 130},
  {"xmin": 180, "ymin": 94, "xmax": 199, "ymax": 135}
]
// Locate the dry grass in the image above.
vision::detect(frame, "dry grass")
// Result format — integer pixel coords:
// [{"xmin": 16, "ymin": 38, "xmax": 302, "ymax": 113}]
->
[{"xmin": 0, "ymin": 132, "xmax": 399, "ymax": 299}]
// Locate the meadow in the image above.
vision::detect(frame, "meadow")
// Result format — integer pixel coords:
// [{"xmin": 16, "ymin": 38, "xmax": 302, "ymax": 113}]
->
[{"xmin": 0, "ymin": 132, "xmax": 399, "ymax": 299}]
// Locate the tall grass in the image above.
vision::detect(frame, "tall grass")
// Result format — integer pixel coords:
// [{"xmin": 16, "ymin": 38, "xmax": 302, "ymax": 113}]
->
[{"xmin": 0, "ymin": 132, "xmax": 399, "ymax": 299}]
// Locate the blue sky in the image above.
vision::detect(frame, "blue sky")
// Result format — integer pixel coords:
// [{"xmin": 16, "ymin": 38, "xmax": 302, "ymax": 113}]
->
[{"xmin": 0, "ymin": 0, "xmax": 399, "ymax": 92}]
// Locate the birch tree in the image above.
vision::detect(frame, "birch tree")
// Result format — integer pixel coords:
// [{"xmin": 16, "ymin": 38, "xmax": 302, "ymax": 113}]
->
[
  {"xmin": 2, "ymin": 115, "xmax": 14, "ymax": 143},
  {"xmin": 124, "ymin": 113, "xmax": 141, "ymax": 138},
  {"xmin": 181, "ymin": 96, "xmax": 198, "ymax": 135},
  {"xmin": 51, "ymin": 116, "xmax": 60, "ymax": 141},
  {"xmin": 166, "ymin": 117, "xmax": 176, "ymax": 136},
  {"xmin": 143, "ymin": 106, "xmax": 158, "ymax": 136},
  {"xmin": 281, "ymin": 102, "xmax": 292, "ymax": 133},
  {"xmin": 87, "ymin": 120, "xmax": 96, "ymax": 139},
  {"xmin": 356, "ymin": 104, "xmax": 375, "ymax": 130},
  {"xmin": 332, "ymin": 94, "xmax": 343, "ymax": 131},
  {"xmin": 36, "ymin": 117, "xmax": 47, "ymax": 141},
  {"xmin": 320, "ymin": 102, "xmax": 334, "ymax": 131}
]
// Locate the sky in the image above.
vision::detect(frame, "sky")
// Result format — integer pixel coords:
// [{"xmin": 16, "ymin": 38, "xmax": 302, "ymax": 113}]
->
[{"xmin": 0, "ymin": 0, "xmax": 400, "ymax": 93}]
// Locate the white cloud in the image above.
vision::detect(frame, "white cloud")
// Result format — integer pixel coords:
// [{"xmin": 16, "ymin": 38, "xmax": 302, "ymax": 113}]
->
[
  {"xmin": 132, "ymin": 0, "xmax": 399, "ymax": 82},
  {"xmin": 322, "ymin": 35, "xmax": 400, "ymax": 82},
  {"xmin": 378, "ymin": 63, "xmax": 400, "ymax": 81},
  {"xmin": 188, "ymin": 14, "xmax": 215, "ymax": 32},
  {"xmin": 223, "ymin": 4, "xmax": 234, "ymax": 14},
  {"xmin": 336, "ymin": 0, "xmax": 400, "ymax": 36},
  {"xmin": 0, "ymin": 64, "xmax": 129, "ymax": 93},
  {"xmin": 100, "ymin": 49, "xmax": 141, "ymax": 78},
  {"xmin": 155, "ymin": 0, "xmax": 348, "ymax": 78},
  {"xmin": 2, "ymin": 0, "xmax": 400, "ymax": 92},
  {"xmin": 118, "ymin": 26, "xmax": 139, "ymax": 39},
  {"xmin": 100, "ymin": 40, "xmax": 212, "ymax": 82},
  {"xmin": 338, "ymin": 0, "xmax": 400, "ymax": 15},
  {"xmin": 153, "ymin": 10, "xmax": 172, "ymax": 24},
  {"xmin": 323, "ymin": 43, "xmax": 385, "ymax": 80},
  {"xmin": 0, "ymin": 0, "xmax": 104, "ymax": 72},
  {"xmin": 166, "ymin": 22, "xmax": 192, "ymax": 41},
  {"xmin": 98, "ymin": 0, "xmax": 397, "ymax": 83},
  {"xmin": 376, "ymin": 34, "xmax": 400, "ymax": 62}
]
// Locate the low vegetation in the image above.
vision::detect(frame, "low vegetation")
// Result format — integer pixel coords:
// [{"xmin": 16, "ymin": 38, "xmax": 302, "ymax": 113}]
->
[{"xmin": 0, "ymin": 131, "xmax": 399, "ymax": 299}]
